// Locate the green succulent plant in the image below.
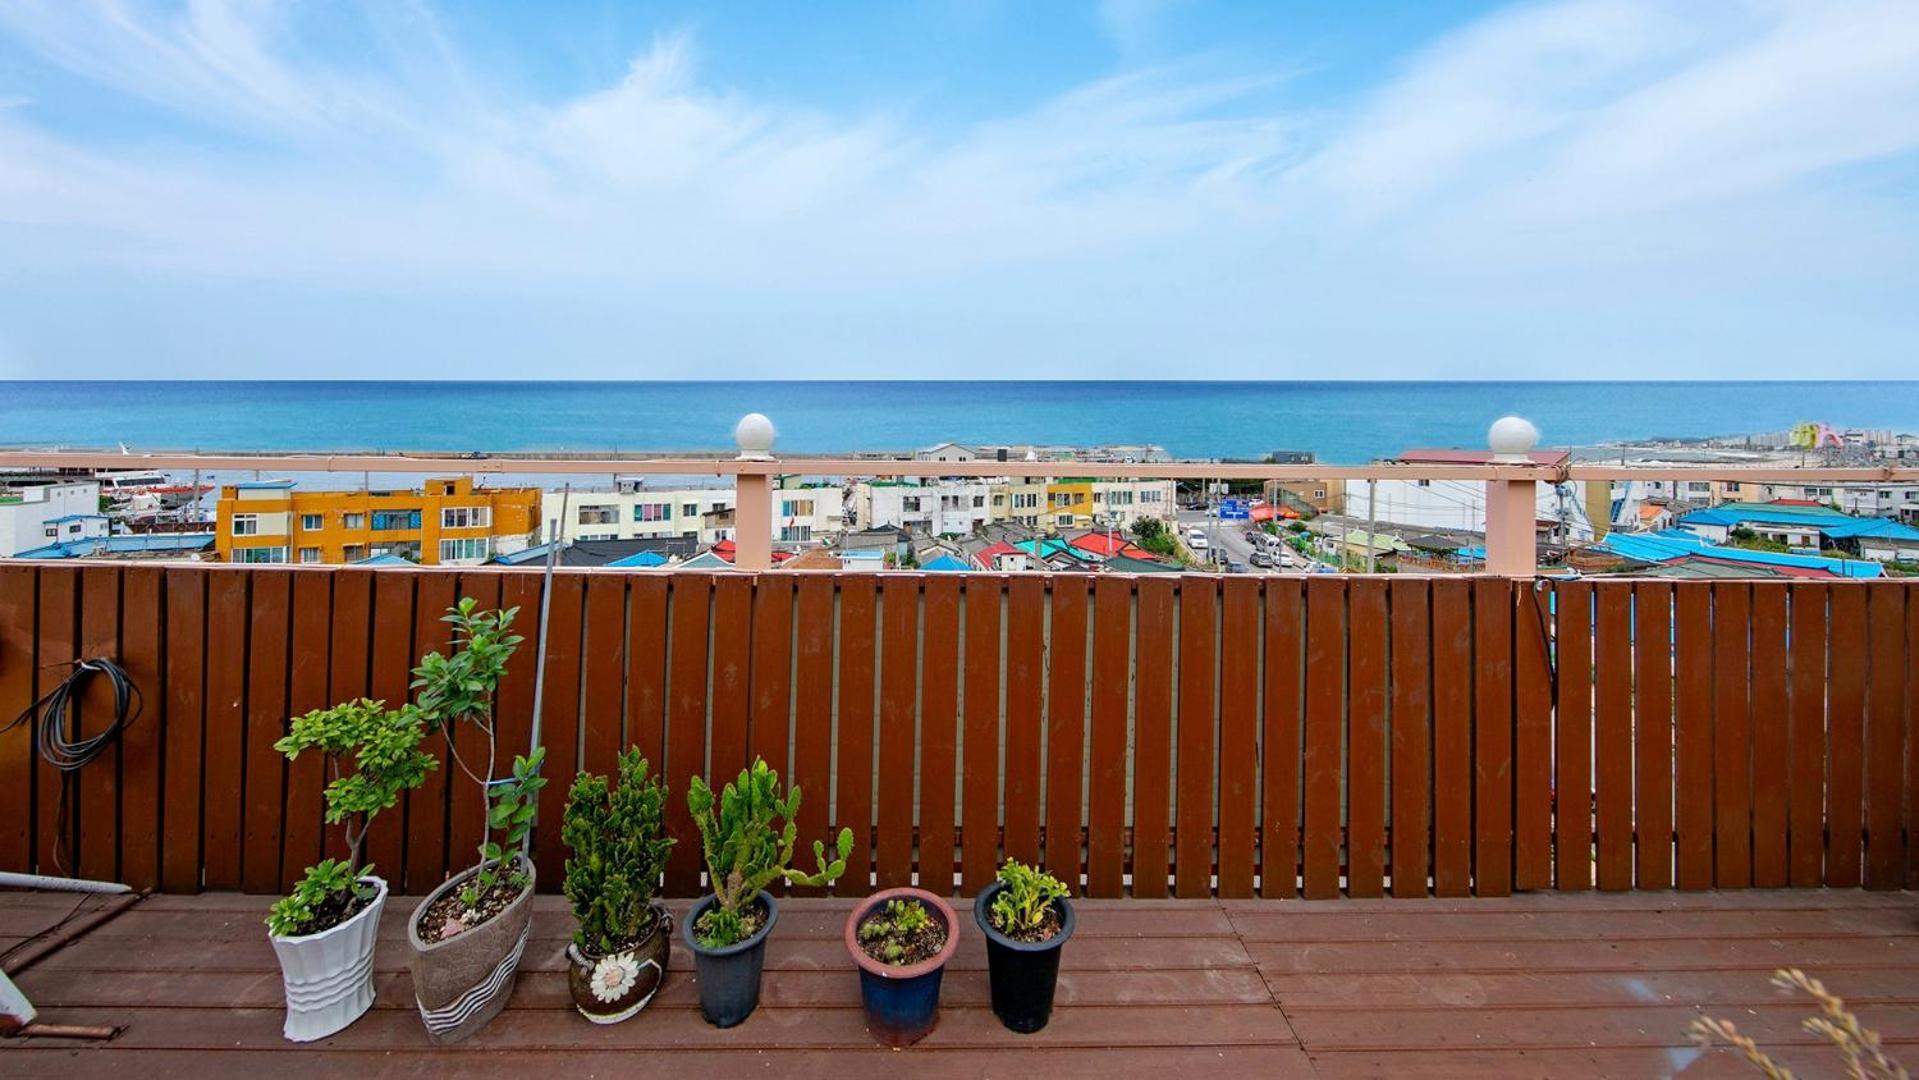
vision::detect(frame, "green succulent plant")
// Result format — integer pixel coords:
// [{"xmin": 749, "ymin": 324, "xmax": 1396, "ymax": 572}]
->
[
  {"xmin": 687, "ymin": 758, "xmax": 853, "ymax": 949},
  {"xmin": 563, "ymin": 748, "xmax": 674, "ymax": 955}
]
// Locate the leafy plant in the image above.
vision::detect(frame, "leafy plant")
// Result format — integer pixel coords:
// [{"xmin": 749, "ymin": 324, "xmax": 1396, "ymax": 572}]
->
[
  {"xmin": 563, "ymin": 748, "xmax": 675, "ymax": 956},
  {"xmin": 686, "ymin": 758, "xmax": 853, "ymax": 949},
  {"xmin": 410, "ymin": 598, "xmax": 535, "ymax": 907},
  {"xmin": 1690, "ymin": 969, "xmax": 1908, "ymax": 1079},
  {"xmin": 989, "ymin": 859, "xmax": 1069, "ymax": 938},
  {"xmin": 267, "ymin": 698, "xmax": 436, "ymax": 937}
]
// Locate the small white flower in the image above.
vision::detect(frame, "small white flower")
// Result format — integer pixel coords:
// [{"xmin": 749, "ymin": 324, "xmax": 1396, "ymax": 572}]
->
[{"xmin": 590, "ymin": 953, "xmax": 639, "ymax": 1003}]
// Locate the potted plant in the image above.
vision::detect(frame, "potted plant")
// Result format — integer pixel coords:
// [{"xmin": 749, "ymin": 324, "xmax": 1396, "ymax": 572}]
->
[
  {"xmin": 267, "ymin": 698, "xmax": 437, "ymax": 1042},
  {"xmin": 684, "ymin": 758, "xmax": 853, "ymax": 1028},
  {"xmin": 561, "ymin": 747, "xmax": 675, "ymax": 1024},
  {"xmin": 975, "ymin": 859, "xmax": 1075, "ymax": 1033},
  {"xmin": 404, "ymin": 599, "xmax": 547, "ymax": 1044},
  {"xmin": 844, "ymin": 888, "xmax": 960, "ymax": 1047}
]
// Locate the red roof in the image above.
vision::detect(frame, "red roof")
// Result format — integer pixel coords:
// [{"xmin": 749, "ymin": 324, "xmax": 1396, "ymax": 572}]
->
[
  {"xmin": 1068, "ymin": 532, "xmax": 1130, "ymax": 557},
  {"xmin": 1394, "ymin": 449, "xmax": 1569, "ymax": 466},
  {"xmin": 1769, "ymin": 498, "xmax": 1824, "ymax": 507},
  {"xmin": 707, "ymin": 539, "xmax": 792, "ymax": 564},
  {"xmin": 972, "ymin": 541, "xmax": 1020, "ymax": 569}
]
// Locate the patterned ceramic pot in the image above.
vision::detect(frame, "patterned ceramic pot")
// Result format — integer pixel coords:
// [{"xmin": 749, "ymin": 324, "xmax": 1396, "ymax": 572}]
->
[
  {"xmin": 566, "ymin": 901, "xmax": 673, "ymax": 1024},
  {"xmin": 269, "ymin": 875, "xmax": 388, "ymax": 1043},
  {"xmin": 406, "ymin": 858, "xmax": 537, "ymax": 1044}
]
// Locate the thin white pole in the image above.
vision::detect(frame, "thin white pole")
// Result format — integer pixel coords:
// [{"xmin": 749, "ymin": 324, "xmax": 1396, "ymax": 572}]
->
[{"xmin": 522, "ymin": 483, "xmax": 569, "ymax": 857}]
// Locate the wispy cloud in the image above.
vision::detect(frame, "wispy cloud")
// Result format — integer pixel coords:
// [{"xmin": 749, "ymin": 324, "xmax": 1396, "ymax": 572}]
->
[{"xmin": 0, "ymin": 0, "xmax": 1915, "ymax": 378}]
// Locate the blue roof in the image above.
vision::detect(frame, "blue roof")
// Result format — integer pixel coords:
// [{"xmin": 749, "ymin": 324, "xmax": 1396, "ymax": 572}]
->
[
  {"xmin": 352, "ymin": 553, "xmax": 415, "ymax": 566},
  {"xmin": 493, "ymin": 542, "xmax": 557, "ymax": 565},
  {"xmin": 1597, "ymin": 530, "xmax": 1880, "ymax": 578},
  {"xmin": 604, "ymin": 550, "xmax": 667, "ymax": 568},
  {"xmin": 15, "ymin": 533, "xmax": 215, "ymax": 559},
  {"xmin": 44, "ymin": 514, "xmax": 110, "ymax": 525},
  {"xmin": 920, "ymin": 553, "xmax": 970, "ymax": 572},
  {"xmin": 232, "ymin": 479, "xmax": 297, "ymax": 491},
  {"xmin": 1678, "ymin": 504, "xmax": 1919, "ymax": 542}
]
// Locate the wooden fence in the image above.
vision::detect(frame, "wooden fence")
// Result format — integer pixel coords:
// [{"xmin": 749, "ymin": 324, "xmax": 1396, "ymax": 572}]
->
[{"xmin": 0, "ymin": 563, "xmax": 1912, "ymax": 898}]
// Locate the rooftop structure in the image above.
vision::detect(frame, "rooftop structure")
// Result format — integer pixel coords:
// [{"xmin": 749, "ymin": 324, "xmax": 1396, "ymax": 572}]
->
[{"xmin": 214, "ymin": 476, "xmax": 539, "ymax": 566}]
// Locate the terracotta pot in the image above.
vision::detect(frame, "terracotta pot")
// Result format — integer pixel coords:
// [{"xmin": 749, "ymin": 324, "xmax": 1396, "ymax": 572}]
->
[
  {"xmin": 844, "ymin": 887, "xmax": 960, "ymax": 1048},
  {"xmin": 566, "ymin": 901, "xmax": 673, "ymax": 1024},
  {"xmin": 269, "ymin": 875, "xmax": 387, "ymax": 1043},
  {"xmin": 406, "ymin": 857, "xmax": 537, "ymax": 1044}
]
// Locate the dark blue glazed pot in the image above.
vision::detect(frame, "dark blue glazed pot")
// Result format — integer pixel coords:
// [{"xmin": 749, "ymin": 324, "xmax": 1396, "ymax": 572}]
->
[
  {"xmin": 975, "ymin": 882, "xmax": 1075, "ymax": 1033},
  {"xmin": 844, "ymin": 887, "xmax": 960, "ymax": 1048},
  {"xmin": 684, "ymin": 890, "xmax": 779, "ymax": 1028}
]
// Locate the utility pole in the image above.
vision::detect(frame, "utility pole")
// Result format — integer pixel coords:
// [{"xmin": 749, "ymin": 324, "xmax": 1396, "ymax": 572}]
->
[{"xmin": 1364, "ymin": 478, "xmax": 1378, "ymax": 574}]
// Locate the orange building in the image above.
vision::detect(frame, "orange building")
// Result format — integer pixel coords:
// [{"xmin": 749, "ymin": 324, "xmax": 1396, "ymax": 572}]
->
[{"xmin": 214, "ymin": 477, "xmax": 540, "ymax": 566}]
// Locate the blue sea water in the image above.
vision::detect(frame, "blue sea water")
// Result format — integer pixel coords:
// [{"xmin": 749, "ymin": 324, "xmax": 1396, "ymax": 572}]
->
[{"xmin": 2, "ymin": 381, "xmax": 1916, "ymax": 464}]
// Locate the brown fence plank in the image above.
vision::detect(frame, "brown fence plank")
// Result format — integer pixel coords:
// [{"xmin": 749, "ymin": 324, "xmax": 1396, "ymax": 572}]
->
[
  {"xmin": 0, "ymin": 565, "xmax": 35, "ymax": 875},
  {"xmin": 1864, "ymin": 585, "xmax": 1906, "ymax": 890},
  {"xmin": 835, "ymin": 575, "xmax": 878, "ymax": 892},
  {"xmin": 1514, "ymin": 581, "xmax": 1554, "ymax": 892},
  {"xmin": 1553, "ymin": 582, "xmax": 1592, "ymax": 892},
  {"xmin": 625, "ymin": 575, "xmax": 668, "ymax": 771},
  {"xmin": 1673, "ymin": 582, "xmax": 1714, "ymax": 890},
  {"xmin": 1086, "ymin": 576, "xmax": 1130, "ymax": 898},
  {"xmin": 241, "ymin": 570, "xmax": 291, "ymax": 894},
  {"xmin": 279, "ymin": 571, "xmax": 331, "ymax": 892},
  {"xmin": 77, "ymin": 566, "xmax": 122, "ymax": 883},
  {"xmin": 876, "ymin": 576, "xmax": 919, "ymax": 891},
  {"xmin": 1175, "ymin": 577, "xmax": 1218, "ymax": 899},
  {"xmin": 1345, "ymin": 579, "xmax": 1388, "ymax": 899},
  {"xmin": 919, "ymin": 575, "xmax": 961, "ymax": 894},
  {"xmin": 1787, "ymin": 583, "xmax": 1826, "ymax": 889},
  {"xmin": 1826, "ymin": 585, "xmax": 1867, "ymax": 888},
  {"xmin": 1003, "ymin": 576, "xmax": 1045, "ymax": 870},
  {"xmin": 1216, "ymin": 577, "xmax": 1260, "ymax": 899},
  {"xmin": 1712, "ymin": 582, "xmax": 1752, "ymax": 888},
  {"xmin": 1389, "ymin": 579, "xmax": 1431, "ymax": 899},
  {"xmin": 403, "ymin": 571, "xmax": 457, "ymax": 894},
  {"xmin": 1045, "ymin": 575, "xmax": 1089, "ymax": 888},
  {"xmin": 118, "ymin": 566, "xmax": 165, "ymax": 893},
  {"xmin": 790, "ymin": 575, "xmax": 835, "ymax": 896},
  {"xmin": 1473, "ymin": 578, "xmax": 1514, "ymax": 898},
  {"xmin": 1431, "ymin": 578, "xmax": 1472, "ymax": 898},
  {"xmin": 447, "ymin": 571, "xmax": 502, "ymax": 878},
  {"xmin": 1749, "ymin": 583, "xmax": 1789, "ymax": 889},
  {"xmin": 1592, "ymin": 581, "xmax": 1633, "ymax": 892},
  {"xmin": 33, "ymin": 567, "xmax": 76, "ymax": 878},
  {"xmin": 532, "ymin": 573, "xmax": 586, "ymax": 888},
  {"xmin": 580, "ymin": 574, "xmax": 626, "ymax": 781},
  {"xmin": 161, "ymin": 567, "xmax": 205, "ymax": 892},
  {"xmin": 1132, "ymin": 576, "xmax": 1175, "ymax": 899},
  {"xmin": 960, "ymin": 576, "xmax": 1003, "ymax": 895},
  {"xmin": 202, "ymin": 569, "xmax": 249, "ymax": 890},
  {"xmin": 1633, "ymin": 582, "xmax": 1674, "ymax": 891},
  {"xmin": 664, "ymin": 574, "xmax": 711, "ymax": 895},
  {"xmin": 364, "ymin": 571, "xmax": 414, "ymax": 889},
  {"xmin": 708, "ymin": 575, "xmax": 753, "ymax": 781},
  {"xmin": 749, "ymin": 576, "xmax": 794, "ymax": 775},
  {"xmin": 1261, "ymin": 578, "xmax": 1304, "ymax": 900},
  {"xmin": 324, "ymin": 570, "xmax": 374, "ymax": 866},
  {"xmin": 1302, "ymin": 577, "xmax": 1345, "ymax": 900},
  {"xmin": 1908, "ymin": 591, "xmax": 1919, "ymax": 892}
]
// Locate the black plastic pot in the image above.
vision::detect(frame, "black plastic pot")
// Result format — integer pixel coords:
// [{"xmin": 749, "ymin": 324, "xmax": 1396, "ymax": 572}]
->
[
  {"xmin": 684, "ymin": 890, "xmax": 780, "ymax": 1028},
  {"xmin": 845, "ymin": 888, "xmax": 961, "ymax": 1047},
  {"xmin": 974, "ymin": 883, "xmax": 1075, "ymax": 1034}
]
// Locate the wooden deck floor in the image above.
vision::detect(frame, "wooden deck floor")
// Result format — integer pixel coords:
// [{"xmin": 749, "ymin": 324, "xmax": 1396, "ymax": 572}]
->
[{"xmin": 3, "ymin": 889, "xmax": 1915, "ymax": 1078}]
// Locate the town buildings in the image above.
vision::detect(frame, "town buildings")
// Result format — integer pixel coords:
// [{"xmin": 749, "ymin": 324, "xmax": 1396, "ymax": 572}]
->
[
  {"xmin": 0, "ymin": 480, "xmax": 106, "ymax": 557},
  {"xmin": 214, "ymin": 477, "xmax": 539, "ymax": 565},
  {"xmin": 548, "ymin": 479, "xmax": 846, "ymax": 547},
  {"xmin": 1343, "ymin": 450, "xmax": 1608, "ymax": 544}
]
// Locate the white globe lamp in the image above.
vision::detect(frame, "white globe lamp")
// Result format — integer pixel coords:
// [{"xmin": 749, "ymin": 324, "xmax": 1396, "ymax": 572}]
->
[
  {"xmin": 734, "ymin": 413, "xmax": 776, "ymax": 461},
  {"xmin": 1487, "ymin": 416, "xmax": 1540, "ymax": 463}
]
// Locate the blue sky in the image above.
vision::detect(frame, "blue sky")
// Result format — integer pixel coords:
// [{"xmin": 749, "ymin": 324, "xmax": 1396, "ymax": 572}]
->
[{"xmin": 0, "ymin": 0, "xmax": 1916, "ymax": 379}]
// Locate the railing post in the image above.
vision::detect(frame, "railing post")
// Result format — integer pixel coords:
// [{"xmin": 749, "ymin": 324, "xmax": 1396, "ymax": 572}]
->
[
  {"xmin": 733, "ymin": 413, "xmax": 776, "ymax": 571},
  {"xmin": 1485, "ymin": 416, "xmax": 1540, "ymax": 579}
]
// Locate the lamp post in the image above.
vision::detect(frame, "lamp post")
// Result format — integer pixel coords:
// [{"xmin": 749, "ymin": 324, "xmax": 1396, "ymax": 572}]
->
[
  {"xmin": 733, "ymin": 413, "xmax": 776, "ymax": 571},
  {"xmin": 1484, "ymin": 415, "xmax": 1541, "ymax": 579}
]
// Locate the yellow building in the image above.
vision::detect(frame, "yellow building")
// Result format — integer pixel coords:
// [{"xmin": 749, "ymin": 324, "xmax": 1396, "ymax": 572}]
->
[
  {"xmin": 215, "ymin": 477, "xmax": 540, "ymax": 566},
  {"xmin": 1045, "ymin": 479, "xmax": 1096, "ymax": 529},
  {"xmin": 989, "ymin": 479, "xmax": 1047, "ymax": 528}
]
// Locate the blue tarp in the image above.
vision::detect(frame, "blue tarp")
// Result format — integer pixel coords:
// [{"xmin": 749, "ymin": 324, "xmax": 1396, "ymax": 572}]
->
[
  {"xmin": 14, "ymin": 533, "xmax": 216, "ymax": 559},
  {"xmin": 1597, "ymin": 530, "xmax": 1880, "ymax": 578},
  {"xmin": 604, "ymin": 550, "xmax": 667, "ymax": 568},
  {"xmin": 920, "ymin": 553, "xmax": 970, "ymax": 572}
]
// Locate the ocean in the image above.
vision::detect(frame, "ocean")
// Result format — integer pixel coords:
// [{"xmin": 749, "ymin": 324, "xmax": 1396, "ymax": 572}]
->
[{"xmin": 3, "ymin": 381, "xmax": 1916, "ymax": 464}]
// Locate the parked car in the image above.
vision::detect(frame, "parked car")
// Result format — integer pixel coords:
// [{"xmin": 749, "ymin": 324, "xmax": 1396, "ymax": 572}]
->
[
  {"xmin": 1226, "ymin": 559, "xmax": 1248, "ymax": 574},
  {"xmin": 1250, "ymin": 549, "xmax": 1273, "ymax": 568}
]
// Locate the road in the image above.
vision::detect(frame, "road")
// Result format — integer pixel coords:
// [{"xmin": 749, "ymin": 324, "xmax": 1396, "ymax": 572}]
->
[{"xmin": 1175, "ymin": 508, "xmax": 1307, "ymax": 574}]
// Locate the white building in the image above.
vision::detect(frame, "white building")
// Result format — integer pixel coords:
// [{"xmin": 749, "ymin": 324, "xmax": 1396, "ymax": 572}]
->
[
  {"xmin": 1091, "ymin": 479, "xmax": 1176, "ymax": 530},
  {"xmin": 915, "ymin": 442, "xmax": 978, "ymax": 463},
  {"xmin": 1345, "ymin": 451, "xmax": 1602, "ymax": 543},
  {"xmin": 547, "ymin": 481, "xmax": 845, "ymax": 547},
  {"xmin": 856, "ymin": 480, "xmax": 993, "ymax": 536},
  {"xmin": 1, "ymin": 481, "xmax": 106, "ymax": 557}
]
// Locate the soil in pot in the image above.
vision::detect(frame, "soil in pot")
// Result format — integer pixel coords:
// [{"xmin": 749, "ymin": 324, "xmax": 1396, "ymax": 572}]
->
[
  {"xmin": 856, "ymin": 897, "xmax": 949, "ymax": 966},
  {"xmin": 416, "ymin": 875, "xmax": 526, "ymax": 943}
]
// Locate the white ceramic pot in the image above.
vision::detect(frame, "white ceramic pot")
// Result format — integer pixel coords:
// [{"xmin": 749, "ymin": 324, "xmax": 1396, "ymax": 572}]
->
[{"xmin": 269, "ymin": 876, "xmax": 388, "ymax": 1043}]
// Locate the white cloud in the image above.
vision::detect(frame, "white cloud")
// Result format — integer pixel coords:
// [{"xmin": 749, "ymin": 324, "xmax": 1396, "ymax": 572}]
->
[{"xmin": 0, "ymin": 0, "xmax": 1915, "ymax": 377}]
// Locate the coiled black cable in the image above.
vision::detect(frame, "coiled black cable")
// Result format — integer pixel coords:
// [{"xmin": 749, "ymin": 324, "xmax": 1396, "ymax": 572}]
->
[{"xmin": 2, "ymin": 657, "xmax": 142, "ymax": 873}]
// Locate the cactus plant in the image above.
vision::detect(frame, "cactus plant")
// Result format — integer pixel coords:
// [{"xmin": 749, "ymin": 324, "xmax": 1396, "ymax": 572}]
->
[
  {"xmin": 563, "ymin": 748, "xmax": 675, "ymax": 956},
  {"xmin": 686, "ymin": 757, "xmax": 853, "ymax": 948}
]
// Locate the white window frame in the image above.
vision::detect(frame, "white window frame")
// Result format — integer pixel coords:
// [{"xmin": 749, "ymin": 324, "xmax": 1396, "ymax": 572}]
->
[
  {"xmin": 300, "ymin": 514, "xmax": 324, "ymax": 531},
  {"xmin": 443, "ymin": 505, "xmax": 492, "ymax": 529},
  {"xmin": 438, "ymin": 536, "xmax": 491, "ymax": 562},
  {"xmin": 237, "ymin": 546, "xmax": 288, "ymax": 564},
  {"xmin": 232, "ymin": 514, "xmax": 259, "ymax": 537},
  {"xmin": 298, "ymin": 547, "xmax": 322, "ymax": 564},
  {"xmin": 343, "ymin": 512, "xmax": 365, "ymax": 529}
]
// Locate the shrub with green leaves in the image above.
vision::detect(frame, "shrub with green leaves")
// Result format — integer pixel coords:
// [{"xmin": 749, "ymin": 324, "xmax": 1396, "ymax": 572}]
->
[
  {"xmin": 460, "ymin": 747, "xmax": 546, "ymax": 907},
  {"xmin": 563, "ymin": 748, "xmax": 674, "ymax": 956},
  {"xmin": 687, "ymin": 758, "xmax": 853, "ymax": 949},
  {"xmin": 267, "ymin": 698, "xmax": 437, "ymax": 937},
  {"xmin": 989, "ymin": 859, "xmax": 1069, "ymax": 939}
]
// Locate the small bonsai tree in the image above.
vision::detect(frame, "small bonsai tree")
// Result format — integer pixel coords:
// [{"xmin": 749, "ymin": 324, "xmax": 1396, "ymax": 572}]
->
[
  {"xmin": 411, "ymin": 598, "xmax": 542, "ymax": 910},
  {"xmin": 267, "ymin": 698, "xmax": 437, "ymax": 937},
  {"xmin": 563, "ymin": 748, "xmax": 675, "ymax": 956},
  {"xmin": 686, "ymin": 758, "xmax": 854, "ymax": 949},
  {"xmin": 989, "ymin": 859, "xmax": 1069, "ymax": 941}
]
